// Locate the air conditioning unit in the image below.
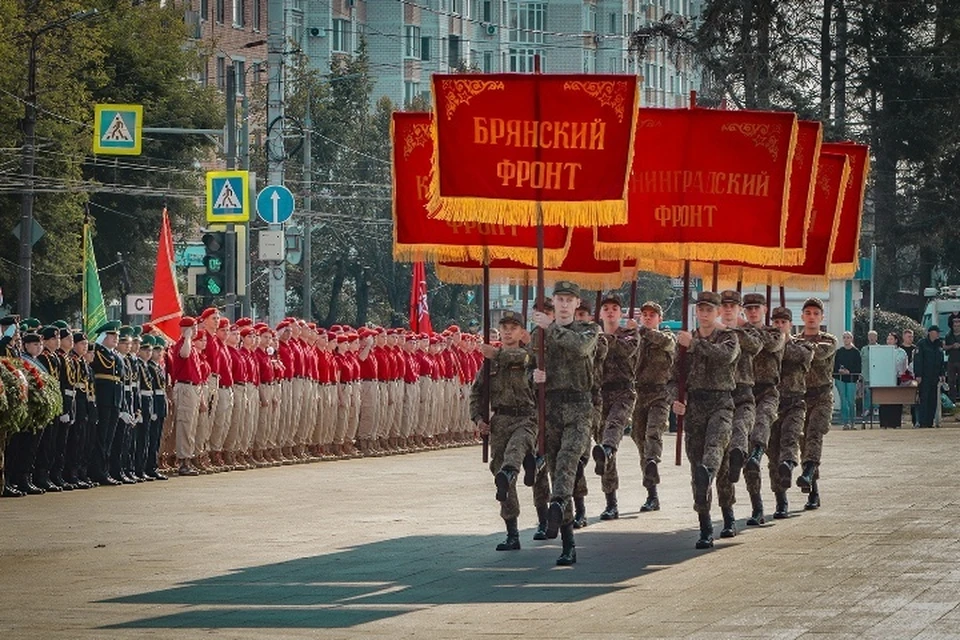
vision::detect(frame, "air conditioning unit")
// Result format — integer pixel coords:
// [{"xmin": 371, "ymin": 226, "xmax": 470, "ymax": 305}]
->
[
  {"xmin": 485, "ymin": 23, "xmax": 497, "ymax": 36},
  {"xmin": 593, "ymin": 34, "xmax": 602, "ymax": 44},
  {"xmin": 309, "ymin": 26, "xmax": 324, "ymax": 37}
]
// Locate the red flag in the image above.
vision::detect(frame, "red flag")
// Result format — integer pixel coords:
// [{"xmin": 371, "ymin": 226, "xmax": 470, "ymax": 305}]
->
[
  {"xmin": 410, "ymin": 261, "xmax": 433, "ymax": 334},
  {"xmin": 150, "ymin": 208, "xmax": 183, "ymax": 342}
]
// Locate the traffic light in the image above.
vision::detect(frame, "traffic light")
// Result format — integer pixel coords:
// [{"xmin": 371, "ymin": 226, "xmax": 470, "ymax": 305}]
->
[{"xmin": 198, "ymin": 231, "xmax": 225, "ymax": 297}]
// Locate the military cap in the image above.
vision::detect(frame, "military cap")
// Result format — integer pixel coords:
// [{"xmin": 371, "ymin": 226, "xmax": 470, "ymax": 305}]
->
[
  {"xmin": 720, "ymin": 290, "xmax": 741, "ymax": 305},
  {"xmin": 22, "ymin": 317, "xmax": 41, "ymax": 330},
  {"xmin": 199, "ymin": 307, "xmax": 220, "ymax": 321},
  {"xmin": 0, "ymin": 315, "xmax": 18, "ymax": 327},
  {"xmin": 95, "ymin": 320, "xmax": 121, "ymax": 335},
  {"xmin": 217, "ymin": 317, "xmax": 230, "ymax": 330},
  {"xmin": 771, "ymin": 307, "xmax": 792, "ymax": 321},
  {"xmin": 139, "ymin": 335, "xmax": 153, "ymax": 348},
  {"xmin": 640, "ymin": 300, "xmax": 663, "ymax": 315},
  {"xmin": 802, "ymin": 297, "xmax": 824, "ymax": 311},
  {"xmin": 40, "ymin": 326, "xmax": 59, "ymax": 340},
  {"xmin": 132, "ymin": 325, "xmax": 142, "ymax": 338},
  {"xmin": 499, "ymin": 310, "xmax": 524, "ymax": 326},
  {"xmin": 118, "ymin": 325, "xmax": 133, "ymax": 341},
  {"xmin": 468, "ymin": 318, "xmax": 480, "ymax": 326},
  {"xmin": 552, "ymin": 281, "xmax": 581, "ymax": 298},
  {"xmin": 179, "ymin": 316, "xmax": 196, "ymax": 328},
  {"xmin": 600, "ymin": 292, "xmax": 623, "ymax": 308},
  {"xmin": 696, "ymin": 291, "xmax": 722, "ymax": 307},
  {"xmin": 152, "ymin": 337, "xmax": 165, "ymax": 350},
  {"xmin": 742, "ymin": 293, "xmax": 766, "ymax": 308},
  {"xmin": 52, "ymin": 320, "xmax": 69, "ymax": 330},
  {"xmin": 58, "ymin": 328, "xmax": 71, "ymax": 339},
  {"xmin": 72, "ymin": 331, "xmax": 87, "ymax": 343},
  {"xmin": 22, "ymin": 332, "xmax": 41, "ymax": 345}
]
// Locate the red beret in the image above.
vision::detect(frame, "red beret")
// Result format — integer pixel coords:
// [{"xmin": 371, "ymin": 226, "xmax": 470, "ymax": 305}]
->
[
  {"xmin": 200, "ymin": 307, "xmax": 219, "ymax": 320},
  {"xmin": 235, "ymin": 317, "xmax": 254, "ymax": 328},
  {"xmin": 336, "ymin": 334, "xmax": 349, "ymax": 343},
  {"xmin": 276, "ymin": 320, "xmax": 291, "ymax": 331},
  {"xmin": 330, "ymin": 324, "xmax": 343, "ymax": 333},
  {"xmin": 195, "ymin": 329, "xmax": 208, "ymax": 340},
  {"xmin": 179, "ymin": 317, "xmax": 196, "ymax": 328},
  {"xmin": 347, "ymin": 333, "xmax": 358, "ymax": 342},
  {"xmin": 218, "ymin": 317, "xmax": 230, "ymax": 329},
  {"xmin": 447, "ymin": 325, "xmax": 460, "ymax": 333},
  {"xmin": 307, "ymin": 322, "xmax": 317, "ymax": 330},
  {"xmin": 257, "ymin": 325, "xmax": 271, "ymax": 336},
  {"xmin": 240, "ymin": 327, "xmax": 255, "ymax": 338}
]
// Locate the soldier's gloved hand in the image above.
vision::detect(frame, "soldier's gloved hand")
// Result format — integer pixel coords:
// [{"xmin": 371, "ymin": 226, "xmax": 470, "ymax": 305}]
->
[
  {"xmin": 136, "ymin": 414, "xmax": 143, "ymax": 424},
  {"xmin": 626, "ymin": 318, "xmax": 639, "ymax": 330},
  {"xmin": 672, "ymin": 400, "xmax": 686, "ymax": 416},
  {"xmin": 677, "ymin": 331, "xmax": 693, "ymax": 348},
  {"xmin": 533, "ymin": 368, "xmax": 547, "ymax": 384},
  {"xmin": 532, "ymin": 311, "xmax": 552, "ymax": 330},
  {"xmin": 58, "ymin": 414, "xmax": 70, "ymax": 423},
  {"xmin": 479, "ymin": 344, "xmax": 499, "ymax": 359},
  {"xmin": 476, "ymin": 419, "xmax": 490, "ymax": 436}
]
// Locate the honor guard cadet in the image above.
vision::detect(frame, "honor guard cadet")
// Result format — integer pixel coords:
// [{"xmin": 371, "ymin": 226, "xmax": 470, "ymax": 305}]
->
[
  {"xmin": 671, "ymin": 291, "xmax": 740, "ymax": 550},
  {"xmin": 631, "ymin": 301, "xmax": 676, "ymax": 512},
  {"xmin": 51, "ymin": 322, "xmax": 78, "ymax": 489},
  {"xmin": 591, "ymin": 292, "xmax": 641, "ymax": 522},
  {"xmin": 715, "ymin": 290, "xmax": 763, "ymax": 538},
  {"xmin": 472, "ymin": 311, "xmax": 537, "ymax": 552},
  {"xmin": 741, "ymin": 294, "xmax": 785, "ymax": 525},
  {"xmin": 133, "ymin": 332, "xmax": 155, "ymax": 480},
  {"xmin": 144, "ymin": 336, "xmax": 168, "ymax": 480},
  {"xmin": 796, "ymin": 298, "xmax": 838, "ymax": 510},
  {"xmin": 769, "ymin": 307, "xmax": 815, "ymax": 518},
  {"xmin": 1, "ymin": 316, "xmax": 21, "ymax": 497},
  {"xmin": 65, "ymin": 332, "xmax": 94, "ymax": 489},
  {"xmin": 34, "ymin": 325, "xmax": 66, "ymax": 492},
  {"xmin": 112, "ymin": 325, "xmax": 137, "ymax": 484},
  {"xmin": 531, "ymin": 281, "xmax": 600, "ymax": 566},
  {"xmin": 90, "ymin": 321, "xmax": 123, "ymax": 486}
]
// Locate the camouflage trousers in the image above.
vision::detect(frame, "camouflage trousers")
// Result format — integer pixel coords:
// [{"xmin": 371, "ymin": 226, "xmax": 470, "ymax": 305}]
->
[
  {"xmin": 743, "ymin": 384, "xmax": 781, "ymax": 495},
  {"xmin": 684, "ymin": 390, "xmax": 734, "ymax": 514},
  {"xmin": 532, "ymin": 419, "xmax": 590, "ymax": 510},
  {"xmin": 489, "ymin": 414, "xmax": 536, "ymax": 521},
  {"xmin": 596, "ymin": 388, "xmax": 637, "ymax": 494},
  {"xmin": 543, "ymin": 395, "xmax": 593, "ymax": 524},
  {"xmin": 802, "ymin": 385, "xmax": 833, "ymax": 466},
  {"xmin": 717, "ymin": 384, "xmax": 756, "ymax": 508},
  {"xmin": 759, "ymin": 393, "xmax": 805, "ymax": 495},
  {"xmin": 630, "ymin": 385, "xmax": 671, "ymax": 488}
]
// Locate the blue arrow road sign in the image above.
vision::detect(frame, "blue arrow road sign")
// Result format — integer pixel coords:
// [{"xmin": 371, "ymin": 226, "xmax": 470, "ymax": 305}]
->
[{"xmin": 256, "ymin": 185, "xmax": 295, "ymax": 225}]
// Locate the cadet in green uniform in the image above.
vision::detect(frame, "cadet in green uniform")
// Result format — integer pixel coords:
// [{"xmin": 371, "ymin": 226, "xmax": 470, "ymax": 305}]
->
[
  {"xmin": 531, "ymin": 281, "xmax": 599, "ymax": 566},
  {"xmin": 796, "ymin": 298, "xmax": 838, "ymax": 510},
  {"xmin": 133, "ymin": 333, "xmax": 155, "ymax": 480},
  {"xmin": 740, "ymin": 294, "xmax": 785, "ymax": 525},
  {"xmin": 591, "ymin": 293, "xmax": 641, "ymax": 521},
  {"xmin": 472, "ymin": 311, "xmax": 537, "ymax": 551},
  {"xmin": 671, "ymin": 292, "xmax": 740, "ymax": 549},
  {"xmin": 35, "ymin": 326, "xmax": 66, "ymax": 492},
  {"xmin": 91, "ymin": 321, "xmax": 123, "ymax": 486}
]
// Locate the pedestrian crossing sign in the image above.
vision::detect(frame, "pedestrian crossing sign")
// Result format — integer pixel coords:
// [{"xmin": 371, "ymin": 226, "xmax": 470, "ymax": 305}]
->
[
  {"xmin": 93, "ymin": 104, "xmax": 143, "ymax": 155},
  {"xmin": 206, "ymin": 171, "xmax": 250, "ymax": 223}
]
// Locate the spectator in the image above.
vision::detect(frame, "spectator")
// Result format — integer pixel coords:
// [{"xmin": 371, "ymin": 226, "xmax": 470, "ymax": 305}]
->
[
  {"xmin": 914, "ymin": 326, "xmax": 945, "ymax": 428},
  {"xmin": 860, "ymin": 330, "xmax": 879, "ymax": 417},
  {"xmin": 878, "ymin": 332, "xmax": 908, "ymax": 428},
  {"xmin": 944, "ymin": 316, "xmax": 960, "ymax": 402},
  {"xmin": 833, "ymin": 331, "xmax": 861, "ymax": 430},
  {"xmin": 902, "ymin": 329, "xmax": 919, "ymax": 426}
]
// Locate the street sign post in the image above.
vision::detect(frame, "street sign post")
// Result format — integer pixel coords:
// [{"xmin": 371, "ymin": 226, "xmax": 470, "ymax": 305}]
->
[
  {"xmin": 206, "ymin": 170, "xmax": 250, "ymax": 223},
  {"xmin": 125, "ymin": 294, "xmax": 153, "ymax": 316},
  {"xmin": 256, "ymin": 185, "xmax": 295, "ymax": 224},
  {"xmin": 93, "ymin": 104, "xmax": 143, "ymax": 155}
]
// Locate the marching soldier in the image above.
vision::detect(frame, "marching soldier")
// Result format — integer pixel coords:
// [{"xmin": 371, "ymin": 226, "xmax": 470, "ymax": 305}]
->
[
  {"xmin": 671, "ymin": 292, "xmax": 740, "ymax": 550},
  {"xmin": 796, "ymin": 298, "xmax": 838, "ymax": 510},
  {"xmin": 472, "ymin": 311, "xmax": 537, "ymax": 551},
  {"xmin": 741, "ymin": 294, "xmax": 785, "ymax": 525},
  {"xmin": 531, "ymin": 281, "xmax": 600, "ymax": 566},
  {"xmin": 769, "ymin": 307, "xmax": 815, "ymax": 518},
  {"xmin": 631, "ymin": 301, "xmax": 676, "ymax": 512},
  {"xmin": 592, "ymin": 293, "xmax": 641, "ymax": 522}
]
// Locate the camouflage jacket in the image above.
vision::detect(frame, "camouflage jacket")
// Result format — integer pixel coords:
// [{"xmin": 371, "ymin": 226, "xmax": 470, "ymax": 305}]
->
[
  {"xmin": 750, "ymin": 324, "xmax": 786, "ymax": 386},
  {"xmin": 532, "ymin": 320, "xmax": 600, "ymax": 394},
  {"xmin": 672, "ymin": 327, "xmax": 740, "ymax": 394},
  {"xmin": 731, "ymin": 325, "xmax": 763, "ymax": 386},
  {"xmin": 469, "ymin": 347, "xmax": 535, "ymax": 422},
  {"xmin": 800, "ymin": 331, "xmax": 838, "ymax": 389},
  {"xmin": 601, "ymin": 327, "xmax": 641, "ymax": 388},
  {"xmin": 779, "ymin": 337, "xmax": 815, "ymax": 395},
  {"xmin": 636, "ymin": 327, "xmax": 676, "ymax": 386},
  {"xmin": 592, "ymin": 334, "xmax": 610, "ymax": 405}
]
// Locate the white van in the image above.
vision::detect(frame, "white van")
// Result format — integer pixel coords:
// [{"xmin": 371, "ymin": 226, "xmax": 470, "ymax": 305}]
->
[{"xmin": 921, "ymin": 286, "xmax": 960, "ymax": 330}]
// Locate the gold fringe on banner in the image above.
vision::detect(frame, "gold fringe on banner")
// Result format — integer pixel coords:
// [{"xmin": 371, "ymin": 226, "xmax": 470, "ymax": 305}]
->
[
  {"xmin": 595, "ymin": 241, "xmax": 793, "ymax": 267},
  {"xmin": 428, "ymin": 195, "xmax": 627, "ymax": 228},
  {"xmin": 828, "ymin": 154, "xmax": 870, "ymax": 281}
]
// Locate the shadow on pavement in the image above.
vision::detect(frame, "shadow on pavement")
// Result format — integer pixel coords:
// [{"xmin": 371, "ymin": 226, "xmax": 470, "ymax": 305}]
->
[{"xmin": 101, "ymin": 527, "xmax": 723, "ymax": 629}]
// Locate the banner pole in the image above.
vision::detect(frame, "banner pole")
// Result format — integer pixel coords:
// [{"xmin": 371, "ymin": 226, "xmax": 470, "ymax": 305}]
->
[
  {"xmin": 675, "ymin": 260, "xmax": 690, "ymax": 466},
  {"xmin": 712, "ymin": 261, "xmax": 719, "ymax": 292},
  {"xmin": 533, "ymin": 54, "xmax": 546, "ymax": 459},
  {"xmin": 481, "ymin": 250, "xmax": 490, "ymax": 464},
  {"xmin": 629, "ymin": 276, "xmax": 638, "ymax": 320}
]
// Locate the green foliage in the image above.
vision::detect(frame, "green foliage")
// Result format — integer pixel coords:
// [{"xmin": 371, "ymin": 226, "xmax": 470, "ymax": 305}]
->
[{"xmin": 853, "ymin": 307, "xmax": 923, "ymax": 347}]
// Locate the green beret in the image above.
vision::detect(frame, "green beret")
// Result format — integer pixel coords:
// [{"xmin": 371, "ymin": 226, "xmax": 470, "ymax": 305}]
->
[
  {"xmin": 22, "ymin": 317, "xmax": 41, "ymax": 330},
  {"xmin": 118, "ymin": 325, "xmax": 133, "ymax": 340},
  {"xmin": 132, "ymin": 326, "xmax": 143, "ymax": 338},
  {"xmin": 52, "ymin": 320, "xmax": 69, "ymax": 330}
]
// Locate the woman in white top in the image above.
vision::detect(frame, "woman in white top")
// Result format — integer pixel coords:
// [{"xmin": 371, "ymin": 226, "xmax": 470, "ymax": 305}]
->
[{"xmin": 878, "ymin": 332, "xmax": 909, "ymax": 428}]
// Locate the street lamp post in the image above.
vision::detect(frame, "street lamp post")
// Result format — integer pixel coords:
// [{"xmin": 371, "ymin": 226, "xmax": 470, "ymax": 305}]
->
[{"xmin": 17, "ymin": 9, "xmax": 98, "ymax": 317}]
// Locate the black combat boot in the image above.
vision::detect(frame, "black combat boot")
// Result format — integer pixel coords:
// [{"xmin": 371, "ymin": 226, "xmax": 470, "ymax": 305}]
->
[
  {"xmin": 495, "ymin": 467, "xmax": 517, "ymax": 503},
  {"xmin": 778, "ymin": 460, "xmax": 795, "ymax": 489},
  {"xmin": 545, "ymin": 499, "xmax": 564, "ymax": 539},
  {"xmin": 496, "ymin": 518, "xmax": 521, "ymax": 551},
  {"xmin": 696, "ymin": 512, "xmax": 714, "ymax": 549},
  {"xmin": 592, "ymin": 444, "xmax": 613, "ymax": 476},
  {"xmin": 693, "ymin": 464, "xmax": 713, "ymax": 506},
  {"xmin": 720, "ymin": 506, "xmax": 738, "ymax": 538},
  {"xmin": 744, "ymin": 445, "xmax": 764, "ymax": 474},
  {"xmin": 746, "ymin": 491, "xmax": 765, "ymax": 526},
  {"xmin": 728, "ymin": 448, "xmax": 745, "ymax": 483},
  {"xmin": 2, "ymin": 478, "xmax": 24, "ymax": 498},
  {"xmin": 805, "ymin": 480, "xmax": 820, "ymax": 510},
  {"xmin": 556, "ymin": 523, "xmax": 577, "ymax": 566},
  {"xmin": 640, "ymin": 486, "xmax": 660, "ymax": 512},
  {"xmin": 796, "ymin": 462, "xmax": 818, "ymax": 493},
  {"xmin": 533, "ymin": 503, "xmax": 548, "ymax": 541},
  {"xmin": 600, "ymin": 491, "xmax": 619, "ymax": 520},
  {"xmin": 573, "ymin": 496, "xmax": 588, "ymax": 529},
  {"xmin": 773, "ymin": 491, "xmax": 789, "ymax": 519},
  {"xmin": 522, "ymin": 453, "xmax": 536, "ymax": 487},
  {"xmin": 644, "ymin": 459, "xmax": 660, "ymax": 485}
]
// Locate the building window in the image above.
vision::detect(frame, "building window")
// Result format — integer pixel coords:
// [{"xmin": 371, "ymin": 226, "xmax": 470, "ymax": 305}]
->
[
  {"xmin": 253, "ymin": 0, "xmax": 261, "ymax": 30},
  {"xmin": 448, "ymin": 34, "xmax": 461, "ymax": 67},
  {"xmin": 235, "ymin": 60, "xmax": 246, "ymax": 95},
  {"xmin": 483, "ymin": 0, "xmax": 491, "ymax": 22},
  {"xmin": 509, "ymin": 48, "xmax": 543, "ymax": 72},
  {"xmin": 404, "ymin": 25, "xmax": 422, "ymax": 59},
  {"xmin": 509, "ymin": 1, "xmax": 545, "ymax": 45},
  {"xmin": 232, "ymin": 0, "xmax": 245, "ymax": 27},
  {"xmin": 404, "ymin": 81, "xmax": 421, "ymax": 105},
  {"xmin": 582, "ymin": 3, "xmax": 597, "ymax": 33},
  {"xmin": 609, "ymin": 12, "xmax": 617, "ymax": 34},
  {"xmin": 215, "ymin": 0, "xmax": 225, "ymax": 23},
  {"xmin": 252, "ymin": 61, "xmax": 262, "ymax": 85},
  {"xmin": 582, "ymin": 50, "xmax": 596, "ymax": 73},
  {"xmin": 421, "ymin": 36, "xmax": 431, "ymax": 61},
  {"xmin": 483, "ymin": 51, "xmax": 492, "ymax": 72},
  {"xmin": 216, "ymin": 55, "xmax": 226, "ymax": 90},
  {"xmin": 332, "ymin": 18, "xmax": 350, "ymax": 53},
  {"xmin": 200, "ymin": 0, "xmax": 208, "ymax": 20}
]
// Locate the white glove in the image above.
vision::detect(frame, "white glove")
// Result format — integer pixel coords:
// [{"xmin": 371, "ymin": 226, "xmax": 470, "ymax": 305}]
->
[
  {"xmin": 58, "ymin": 414, "xmax": 70, "ymax": 423},
  {"xmin": 150, "ymin": 414, "xmax": 158, "ymax": 421},
  {"xmin": 119, "ymin": 411, "xmax": 133, "ymax": 425},
  {"xmin": 136, "ymin": 414, "xmax": 143, "ymax": 424}
]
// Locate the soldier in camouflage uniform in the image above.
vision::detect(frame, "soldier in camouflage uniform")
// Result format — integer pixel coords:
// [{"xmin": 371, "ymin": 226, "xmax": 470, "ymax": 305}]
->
[
  {"xmin": 472, "ymin": 311, "xmax": 537, "ymax": 552},
  {"xmin": 796, "ymin": 298, "xmax": 838, "ymax": 510},
  {"xmin": 631, "ymin": 301, "xmax": 675, "ymax": 512},
  {"xmin": 715, "ymin": 291, "xmax": 763, "ymax": 539},
  {"xmin": 576, "ymin": 326, "xmax": 608, "ymax": 527},
  {"xmin": 532, "ymin": 281, "xmax": 599, "ymax": 566},
  {"xmin": 527, "ymin": 300, "xmax": 553, "ymax": 541},
  {"xmin": 671, "ymin": 291, "xmax": 740, "ymax": 549},
  {"xmin": 591, "ymin": 293, "xmax": 641, "ymax": 521},
  {"xmin": 769, "ymin": 307, "xmax": 814, "ymax": 519},
  {"xmin": 740, "ymin": 294, "xmax": 785, "ymax": 526}
]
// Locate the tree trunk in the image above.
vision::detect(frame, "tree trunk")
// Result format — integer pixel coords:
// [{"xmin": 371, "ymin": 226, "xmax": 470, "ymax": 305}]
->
[
  {"xmin": 755, "ymin": 0, "xmax": 772, "ymax": 109},
  {"xmin": 323, "ymin": 259, "xmax": 347, "ymax": 326},
  {"xmin": 820, "ymin": 0, "xmax": 833, "ymax": 125},
  {"xmin": 355, "ymin": 268, "xmax": 370, "ymax": 327},
  {"xmin": 834, "ymin": 0, "xmax": 847, "ymax": 137},
  {"xmin": 739, "ymin": 0, "xmax": 757, "ymax": 108}
]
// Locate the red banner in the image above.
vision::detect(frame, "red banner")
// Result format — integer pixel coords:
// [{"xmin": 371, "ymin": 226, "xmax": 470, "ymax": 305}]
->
[
  {"xmin": 596, "ymin": 108, "xmax": 799, "ymax": 265},
  {"xmin": 436, "ymin": 227, "xmax": 632, "ymax": 291},
  {"xmin": 428, "ymin": 74, "xmax": 639, "ymax": 227},
  {"xmin": 785, "ymin": 120, "xmax": 823, "ymax": 256},
  {"xmin": 392, "ymin": 112, "xmax": 571, "ymax": 266},
  {"xmin": 150, "ymin": 207, "xmax": 183, "ymax": 342},
  {"xmin": 824, "ymin": 142, "xmax": 870, "ymax": 278},
  {"xmin": 409, "ymin": 261, "xmax": 433, "ymax": 334}
]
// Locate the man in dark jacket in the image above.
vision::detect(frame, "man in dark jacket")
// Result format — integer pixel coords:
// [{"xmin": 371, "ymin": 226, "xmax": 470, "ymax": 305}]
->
[{"xmin": 914, "ymin": 326, "xmax": 945, "ymax": 428}]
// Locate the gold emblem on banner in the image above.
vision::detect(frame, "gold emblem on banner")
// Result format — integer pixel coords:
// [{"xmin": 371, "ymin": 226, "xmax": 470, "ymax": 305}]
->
[
  {"xmin": 441, "ymin": 79, "xmax": 506, "ymax": 120},
  {"xmin": 720, "ymin": 123, "xmax": 783, "ymax": 161},
  {"xmin": 562, "ymin": 80, "xmax": 629, "ymax": 122},
  {"xmin": 404, "ymin": 124, "xmax": 433, "ymax": 159}
]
